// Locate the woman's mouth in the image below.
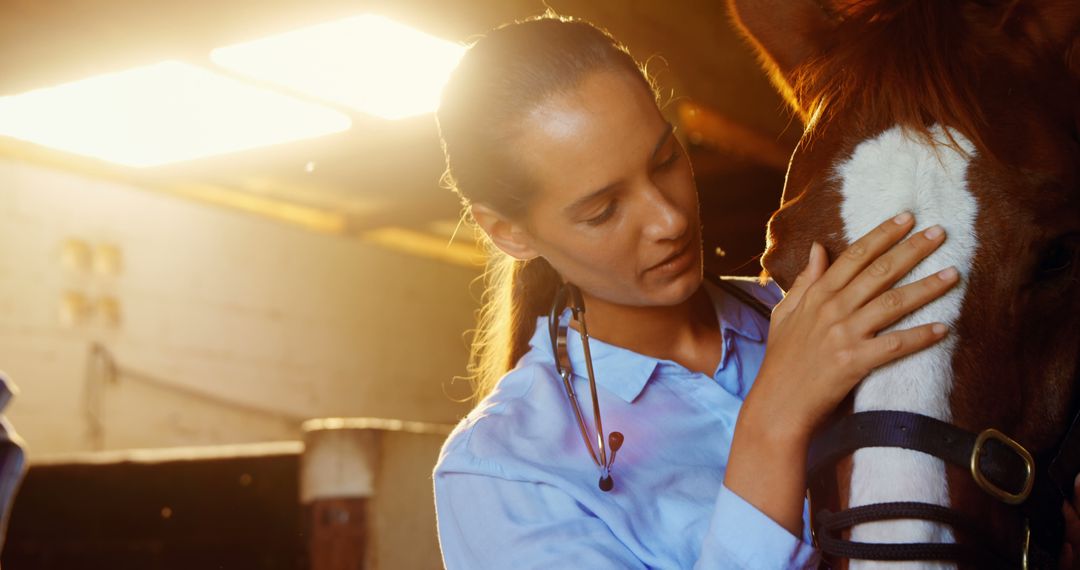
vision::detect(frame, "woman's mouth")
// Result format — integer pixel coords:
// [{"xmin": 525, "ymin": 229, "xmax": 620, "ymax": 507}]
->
[{"xmin": 646, "ymin": 240, "xmax": 696, "ymax": 276}]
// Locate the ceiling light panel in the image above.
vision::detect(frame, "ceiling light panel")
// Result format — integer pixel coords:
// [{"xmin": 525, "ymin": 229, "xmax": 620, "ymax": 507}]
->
[
  {"xmin": 211, "ymin": 15, "xmax": 465, "ymax": 120},
  {"xmin": 0, "ymin": 61, "xmax": 352, "ymax": 168}
]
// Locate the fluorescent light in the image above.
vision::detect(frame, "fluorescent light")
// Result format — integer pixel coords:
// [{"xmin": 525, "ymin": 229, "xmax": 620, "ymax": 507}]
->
[
  {"xmin": 0, "ymin": 61, "xmax": 352, "ymax": 167},
  {"xmin": 211, "ymin": 14, "xmax": 465, "ymax": 120}
]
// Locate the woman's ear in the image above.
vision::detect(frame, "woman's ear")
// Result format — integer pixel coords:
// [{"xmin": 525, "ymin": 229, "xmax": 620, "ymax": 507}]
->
[{"xmin": 470, "ymin": 203, "xmax": 540, "ymax": 261}]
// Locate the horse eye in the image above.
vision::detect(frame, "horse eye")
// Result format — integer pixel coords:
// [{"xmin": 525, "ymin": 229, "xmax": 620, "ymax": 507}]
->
[{"xmin": 1036, "ymin": 242, "xmax": 1075, "ymax": 278}]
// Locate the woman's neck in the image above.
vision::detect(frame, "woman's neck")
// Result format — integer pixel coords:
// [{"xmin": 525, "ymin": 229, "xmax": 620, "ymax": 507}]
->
[{"xmin": 574, "ymin": 286, "xmax": 722, "ymax": 376}]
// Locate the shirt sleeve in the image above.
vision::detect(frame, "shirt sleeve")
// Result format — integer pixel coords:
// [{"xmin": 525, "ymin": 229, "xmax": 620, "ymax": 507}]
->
[
  {"xmin": 696, "ymin": 483, "xmax": 819, "ymax": 570},
  {"xmin": 435, "ymin": 471, "xmax": 648, "ymax": 570}
]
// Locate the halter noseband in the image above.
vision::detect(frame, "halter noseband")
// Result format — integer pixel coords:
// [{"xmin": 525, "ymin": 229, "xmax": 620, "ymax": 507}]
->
[{"xmin": 807, "ymin": 409, "xmax": 1080, "ymax": 568}]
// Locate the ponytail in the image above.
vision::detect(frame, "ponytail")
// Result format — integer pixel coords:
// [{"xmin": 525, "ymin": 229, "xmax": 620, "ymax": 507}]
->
[{"xmin": 467, "ymin": 246, "xmax": 562, "ymax": 402}]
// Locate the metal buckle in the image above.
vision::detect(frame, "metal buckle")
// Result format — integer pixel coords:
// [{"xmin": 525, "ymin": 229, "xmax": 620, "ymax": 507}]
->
[{"xmin": 969, "ymin": 428, "xmax": 1034, "ymax": 505}]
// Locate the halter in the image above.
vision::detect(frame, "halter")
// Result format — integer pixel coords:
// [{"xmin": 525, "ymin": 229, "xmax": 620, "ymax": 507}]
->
[
  {"xmin": 701, "ymin": 276, "xmax": 1080, "ymax": 567},
  {"xmin": 807, "ymin": 393, "xmax": 1080, "ymax": 568}
]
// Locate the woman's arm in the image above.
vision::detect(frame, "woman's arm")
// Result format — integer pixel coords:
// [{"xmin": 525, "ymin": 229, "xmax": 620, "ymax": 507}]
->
[{"xmin": 726, "ymin": 212, "xmax": 959, "ymax": 535}]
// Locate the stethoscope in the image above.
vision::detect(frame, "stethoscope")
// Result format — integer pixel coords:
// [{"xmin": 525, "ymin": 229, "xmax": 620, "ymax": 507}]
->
[
  {"xmin": 548, "ymin": 283, "xmax": 624, "ymax": 492},
  {"xmin": 545, "ymin": 276, "xmax": 774, "ymax": 494}
]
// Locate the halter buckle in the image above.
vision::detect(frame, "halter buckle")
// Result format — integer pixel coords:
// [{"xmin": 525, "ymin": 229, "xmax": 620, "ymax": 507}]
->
[{"xmin": 969, "ymin": 428, "xmax": 1034, "ymax": 505}]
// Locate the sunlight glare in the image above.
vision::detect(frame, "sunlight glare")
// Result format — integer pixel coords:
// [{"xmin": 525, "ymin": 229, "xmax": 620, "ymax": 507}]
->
[
  {"xmin": 0, "ymin": 61, "xmax": 353, "ymax": 168},
  {"xmin": 210, "ymin": 15, "xmax": 465, "ymax": 120}
]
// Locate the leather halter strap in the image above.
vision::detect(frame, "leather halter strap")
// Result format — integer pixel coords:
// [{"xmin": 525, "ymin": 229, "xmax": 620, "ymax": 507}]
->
[
  {"xmin": 807, "ymin": 411, "xmax": 1032, "ymax": 497},
  {"xmin": 808, "ymin": 410, "xmax": 1073, "ymax": 568},
  {"xmin": 813, "ymin": 502, "xmax": 1014, "ymax": 567}
]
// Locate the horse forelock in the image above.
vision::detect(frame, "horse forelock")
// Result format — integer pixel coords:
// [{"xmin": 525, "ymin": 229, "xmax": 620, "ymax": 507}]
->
[{"xmin": 791, "ymin": 0, "xmax": 1073, "ymax": 161}]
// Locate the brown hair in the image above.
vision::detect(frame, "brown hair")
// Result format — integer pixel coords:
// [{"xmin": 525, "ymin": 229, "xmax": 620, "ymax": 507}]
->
[{"xmin": 437, "ymin": 13, "xmax": 656, "ymax": 402}]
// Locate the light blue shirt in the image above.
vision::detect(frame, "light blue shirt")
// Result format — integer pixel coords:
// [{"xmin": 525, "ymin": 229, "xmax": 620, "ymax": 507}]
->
[{"xmin": 434, "ymin": 278, "xmax": 819, "ymax": 569}]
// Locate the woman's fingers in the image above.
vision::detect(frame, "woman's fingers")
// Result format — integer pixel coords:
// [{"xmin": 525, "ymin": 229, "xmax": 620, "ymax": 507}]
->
[
  {"xmin": 850, "ymin": 322, "xmax": 949, "ymax": 373},
  {"xmin": 775, "ymin": 242, "xmax": 827, "ymax": 319},
  {"xmin": 847, "ymin": 266, "xmax": 960, "ymax": 334},
  {"xmin": 813, "ymin": 212, "xmax": 916, "ymax": 294},
  {"xmin": 837, "ymin": 224, "xmax": 948, "ymax": 312},
  {"xmin": 843, "ymin": 264, "xmax": 958, "ymax": 373}
]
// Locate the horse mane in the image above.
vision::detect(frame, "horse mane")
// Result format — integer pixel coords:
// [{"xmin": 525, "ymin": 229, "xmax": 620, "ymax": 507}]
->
[{"xmin": 790, "ymin": 0, "xmax": 1018, "ymax": 155}]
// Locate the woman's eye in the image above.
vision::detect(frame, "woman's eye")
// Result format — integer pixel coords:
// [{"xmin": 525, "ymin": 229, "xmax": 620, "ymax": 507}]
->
[{"xmin": 585, "ymin": 202, "xmax": 617, "ymax": 226}]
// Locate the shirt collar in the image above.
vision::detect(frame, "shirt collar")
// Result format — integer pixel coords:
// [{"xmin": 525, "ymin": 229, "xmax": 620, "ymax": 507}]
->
[
  {"xmin": 526, "ymin": 280, "xmax": 767, "ymax": 403},
  {"xmin": 528, "ymin": 311, "xmax": 659, "ymax": 404},
  {"xmin": 702, "ymin": 279, "xmax": 767, "ymax": 343}
]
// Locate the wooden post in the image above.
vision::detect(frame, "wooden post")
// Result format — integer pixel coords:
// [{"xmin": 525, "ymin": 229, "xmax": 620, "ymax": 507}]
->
[{"xmin": 301, "ymin": 421, "xmax": 378, "ymax": 570}]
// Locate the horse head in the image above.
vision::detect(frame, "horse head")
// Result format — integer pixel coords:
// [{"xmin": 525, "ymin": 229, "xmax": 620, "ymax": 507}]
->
[{"xmin": 730, "ymin": 0, "xmax": 1080, "ymax": 567}]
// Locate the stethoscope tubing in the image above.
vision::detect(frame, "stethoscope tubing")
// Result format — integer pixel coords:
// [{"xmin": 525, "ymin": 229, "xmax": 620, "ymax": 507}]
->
[{"xmin": 549, "ymin": 283, "xmax": 621, "ymax": 491}]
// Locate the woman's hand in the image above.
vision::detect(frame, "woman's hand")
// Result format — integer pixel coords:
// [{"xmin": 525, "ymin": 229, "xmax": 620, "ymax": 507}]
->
[
  {"xmin": 751, "ymin": 211, "xmax": 958, "ymax": 437},
  {"xmin": 1061, "ymin": 475, "xmax": 1080, "ymax": 570},
  {"xmin": 725, "ymin": 212, "xmax": 959, "ymax": 536}
]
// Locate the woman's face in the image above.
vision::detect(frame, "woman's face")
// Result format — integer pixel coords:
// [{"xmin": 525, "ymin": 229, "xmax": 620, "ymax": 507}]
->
[{"xmin": 513, "ymin": 70, "xmax": 701, "ymax": 308}]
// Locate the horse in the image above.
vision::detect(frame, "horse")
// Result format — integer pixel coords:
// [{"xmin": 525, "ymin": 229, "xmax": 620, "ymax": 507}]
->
[{"xmin": 729, "ymin": 0, "xmax": 1080, "ymax": 567}]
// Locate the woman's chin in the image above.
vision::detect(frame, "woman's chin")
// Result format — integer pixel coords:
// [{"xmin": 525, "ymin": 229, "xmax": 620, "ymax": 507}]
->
[{"xmin": 646, "ymin": 264, "xmax": 703, "ymax": 306}]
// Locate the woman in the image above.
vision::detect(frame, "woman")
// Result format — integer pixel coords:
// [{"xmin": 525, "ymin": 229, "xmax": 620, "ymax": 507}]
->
[{"xmin": 432, "ymin": 14, "xmax": 958, "ymax": 568}]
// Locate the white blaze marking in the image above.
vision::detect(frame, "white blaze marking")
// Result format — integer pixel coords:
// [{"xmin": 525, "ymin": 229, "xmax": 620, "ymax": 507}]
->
[{"xmin": 835, "ymin": 125, "xmax": 978, "ymax": 570}]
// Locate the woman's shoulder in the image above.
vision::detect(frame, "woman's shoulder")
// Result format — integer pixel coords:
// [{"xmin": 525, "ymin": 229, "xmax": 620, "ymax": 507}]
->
[
  {"xmin": 711, "ymin": 275, "xmax": 783, "ymax": 308},
  {"xmin": 435, "ymin": 358, "xmax": 570, "ymax": 478}
]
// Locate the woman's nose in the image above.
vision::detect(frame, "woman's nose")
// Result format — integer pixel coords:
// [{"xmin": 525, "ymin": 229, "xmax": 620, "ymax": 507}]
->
[{"xmin": 643, "ymin": 186, "xmax": 689, "ymax": 242}]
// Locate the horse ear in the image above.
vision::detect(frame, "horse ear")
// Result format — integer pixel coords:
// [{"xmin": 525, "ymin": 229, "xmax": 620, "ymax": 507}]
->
[
  {"xmin": 999, "ymin": 0, "xmax": 1080, "ymax": 69},
  {"xmin": 727, "ymin": 0, "xmax": 836, "ymax": 119}
]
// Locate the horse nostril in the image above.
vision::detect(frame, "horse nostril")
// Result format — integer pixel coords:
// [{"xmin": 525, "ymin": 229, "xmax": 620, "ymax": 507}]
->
[{"xmin": 762, "ymin": 206, "xmax": 812, "ymax": 291}]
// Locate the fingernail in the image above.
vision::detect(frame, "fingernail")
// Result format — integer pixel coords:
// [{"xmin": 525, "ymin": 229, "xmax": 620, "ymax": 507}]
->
[
  {"xmin": 931, "ymin": 323, "xmax": 949, "ymax": 336},
  {"xmin": 808, "ymin": 242, "xmax": 819, "ymax": 263},
  {"xmin": 893, "ymin": 211, "xmax": 913, "ymax": 225},
  {"xmin": 937, "ymin": 267, "xmax": 958, "ymax": 281},
  {"xmin": 924, "ymin": 225, "xmax": 944, "ymax": 240}
]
